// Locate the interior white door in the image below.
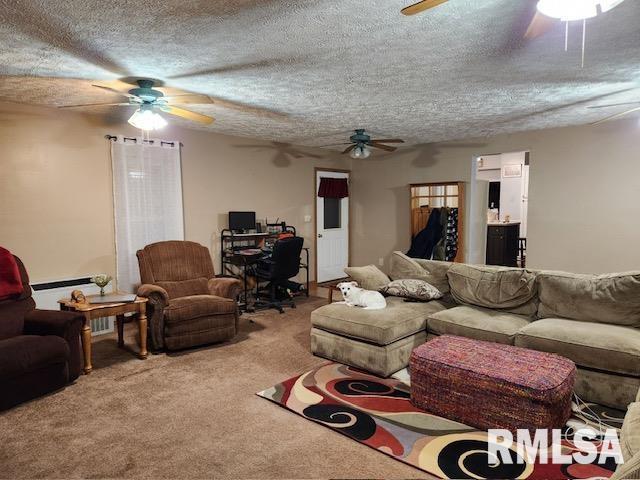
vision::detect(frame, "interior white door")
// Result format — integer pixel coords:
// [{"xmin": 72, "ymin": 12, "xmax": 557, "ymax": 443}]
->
[{"xmin": 316, "ymin": 171, "xmax": 350, "ymax": 283}]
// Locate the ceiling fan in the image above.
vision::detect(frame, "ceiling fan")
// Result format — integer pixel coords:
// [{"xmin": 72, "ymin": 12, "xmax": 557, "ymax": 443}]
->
[
  {"xmin": 58, "ymin": 79, "xmax": 215, "ymax": 130},
  {"xmin": 323, "ymin": 129, "xmax": 405, "ymax": 158},
  {"xmin": 588, "ymin": 100, "xmax": 640, "ymax": 125}
]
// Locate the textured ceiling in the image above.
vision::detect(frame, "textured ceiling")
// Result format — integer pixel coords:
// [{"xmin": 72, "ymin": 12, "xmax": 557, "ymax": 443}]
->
[{"xmin": 0, "ymin": 0, "xmax": 639, "ymax": 148}]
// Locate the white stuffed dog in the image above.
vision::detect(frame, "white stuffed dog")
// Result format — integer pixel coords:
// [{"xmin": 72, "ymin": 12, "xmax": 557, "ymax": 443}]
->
[{"xmin": 336, "ymin": 281, "xmax": 387, "ymax": 310}]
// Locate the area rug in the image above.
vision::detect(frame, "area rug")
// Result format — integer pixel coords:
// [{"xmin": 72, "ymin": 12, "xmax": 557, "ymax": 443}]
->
[{"xmin": 257, "ymin": 362, "xmax": 624, "ymax": 480}]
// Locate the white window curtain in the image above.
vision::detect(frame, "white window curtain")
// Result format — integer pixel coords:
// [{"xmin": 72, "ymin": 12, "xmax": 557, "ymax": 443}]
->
[{"xmin": 110, "ymin": 136, "xmax": 184, "ymax": 293}]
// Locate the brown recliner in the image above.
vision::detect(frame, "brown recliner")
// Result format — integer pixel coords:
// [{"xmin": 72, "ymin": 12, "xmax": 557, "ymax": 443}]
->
[
  {"xmin": 136, "ymin": 241, "xmax": 242, "ymax": 351},
  {"xmin": 0, "ymin": 255, "xmax": 83, "ymax": 410}
]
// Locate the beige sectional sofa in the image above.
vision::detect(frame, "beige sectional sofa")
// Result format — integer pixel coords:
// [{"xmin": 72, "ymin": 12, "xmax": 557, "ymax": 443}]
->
[{"xmin": 310, "ymin": 251, "xmax": 640, "ymax": 410}]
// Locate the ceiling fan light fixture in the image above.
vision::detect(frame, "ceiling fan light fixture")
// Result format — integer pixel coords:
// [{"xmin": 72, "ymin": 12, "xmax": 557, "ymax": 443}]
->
[
  {"xmin": 350, "ymin": 144, "xmax": 371, "ymax": 159},
  {"xmin": 536, "ymin": 0, "xmax": 623, "ymax": 20},
  {"xmin": 128, "ymin": 107, "xmax": 168, "ymax": 131}
]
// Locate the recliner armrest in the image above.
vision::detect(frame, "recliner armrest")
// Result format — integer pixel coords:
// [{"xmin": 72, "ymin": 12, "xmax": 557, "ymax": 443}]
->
[
  {"xmin": 208, "ymin": 277, "xmax": 242, "ymax": 300},
  {"xmin": 137, "ymin": 284, "xmax": 169, "ymax": 302},
  {"xmin": 23, "ymin": 309, "xmax": 83, "ymax": 380}
]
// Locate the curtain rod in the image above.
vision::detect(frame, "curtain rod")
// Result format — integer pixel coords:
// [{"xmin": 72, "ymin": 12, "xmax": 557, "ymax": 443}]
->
[{"xmin": 104, "ymin": 135, "xmax": 182, "ymax": 147}]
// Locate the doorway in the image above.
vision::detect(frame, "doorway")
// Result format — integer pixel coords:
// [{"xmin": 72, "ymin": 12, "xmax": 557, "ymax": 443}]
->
[
  {"xmin": 469, "ymin": 151, "xmax": 530, "ymax": 267},
  {"xmin": 315, "ymin": 168, "xmax": 350, "ymax": 283}
]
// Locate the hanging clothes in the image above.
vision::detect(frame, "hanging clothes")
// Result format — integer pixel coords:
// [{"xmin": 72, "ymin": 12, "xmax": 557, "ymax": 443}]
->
[
  {"xmin": 407, "ymin": 208, "xmax": 442, "ymax": 259},
  {"xmin": 432, "ymin": 207, "xmax": 449, "ymax": 261},
  {"xmin": 445, "ymin": 208, "xmax": 459, "ymax": 261}
]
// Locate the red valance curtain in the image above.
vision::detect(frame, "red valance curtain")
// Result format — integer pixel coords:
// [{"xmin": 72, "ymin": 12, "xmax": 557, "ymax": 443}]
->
[{"xmin": 318, "ymin": 177, "xmax": 349, "ymax": 198}]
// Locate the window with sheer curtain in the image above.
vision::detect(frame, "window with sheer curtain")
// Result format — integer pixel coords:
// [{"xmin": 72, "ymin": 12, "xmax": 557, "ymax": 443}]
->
[{"xmin": 110, "ymin": 136, "xmax": 184, "ymax": 293}]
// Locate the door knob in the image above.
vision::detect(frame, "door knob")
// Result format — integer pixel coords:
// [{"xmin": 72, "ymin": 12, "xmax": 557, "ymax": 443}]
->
[{"xmin": 318, "ymin": 234, "xmax": 323, "ymax": 238}]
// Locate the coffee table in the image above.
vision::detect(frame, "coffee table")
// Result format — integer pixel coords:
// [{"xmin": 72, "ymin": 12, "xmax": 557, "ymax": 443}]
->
[{"xmin": 58, "ymin": 294, "xmax": 148, "ymax": 374}]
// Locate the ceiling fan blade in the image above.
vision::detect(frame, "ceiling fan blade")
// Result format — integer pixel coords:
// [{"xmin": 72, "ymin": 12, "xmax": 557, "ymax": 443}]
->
[
  {"xmin": 371, "ymin": 138, "xmax": 405, "ymax": 143},
  {"xmin": 208, "ymin": 96, "xmax": 288, "ymax": 119},
  {"xmin": 587, "ymin": 101, "xmax": 640, "ymax": 109},
  {"xmin": 401, "ymin": 0, "xmax": 448, "ymax": 16},
  {"xmin": 523, "ymin": 11, "xmax": 555, "ymax": 40},
  {"xmin": 591, "ymin": 106, "xmax": 640, "ymax": 125},
  {"xmin": 160, "ymin": 105, "xmax": 215, "ymax": 125},
  {"xmin": 319, "ymin": 143, "xmax": 353, "ymax": 147},
  {"xmin": 164, "ymin": 94, "xmax": 214, "ymax": 105},
  {"xmin": 58, "ymin": 102, "xmax": 133, "ymax": 109},
  {"xmin": 341, "ymin": 145, "xmax": 356, "ymax": 155},
  {"xmin": 369, "ymin": 142, "xmax": 397, "ymax": 152},
  {"xmin": 92, "ymin": 84, "xmax": 138, "ymax": 99}
]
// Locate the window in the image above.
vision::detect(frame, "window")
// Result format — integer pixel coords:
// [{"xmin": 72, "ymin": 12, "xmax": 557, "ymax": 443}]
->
[
  {"xmin": 110, "ymin": 136, "xmax": 184, "ymax": 293},
  {"xmin": 324, "ymin": 197, "xmax": 341, "ymax": 229}
]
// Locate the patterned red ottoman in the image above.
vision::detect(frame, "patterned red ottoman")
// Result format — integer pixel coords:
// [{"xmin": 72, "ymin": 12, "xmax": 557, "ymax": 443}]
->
[{"xmin": 410, "ymin": 335, "xmax": 576, "ymax": 432}]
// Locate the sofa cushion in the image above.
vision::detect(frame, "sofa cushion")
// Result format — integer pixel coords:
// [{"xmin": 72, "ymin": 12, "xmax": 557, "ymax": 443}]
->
[
  {"xmin": 0, "ymin": 335, "xmax": 69, "ymax": 380},
  {"xmin": 379, "ymin": 279, "xmax": 443, "ymax": 302},
  {"xmin": 311, "ymin": 296, "xmax": 449, "ymax": 346},
  {"xmin": 343, "ymin": 265, "xmax": 391, "ymax": 291},
  {"xmin": 537, "ymin": 271, "xmax": 640, "ymax": 327},
  {"xmin": 156, "ymin": 277, "xmax": 210, "ymax": 300},
  {"xmin": 621, "ymin": 402, "xmax": 640, "ymax": 462},
  {"xmin": 515, "ymin": 318, "xmax": 640, "ymax": 377},
  {"xmin": 164, "ymin": 295, "xmax": 235, "ymax": 324},
  {"xmin": 447, "ymin": 264, "xmax": 538, "ymax": 316},
  {"xmin": 389, "ymin": 251, "xmax": 451, "ymax": 293},
  {"xmin": 427, "ymin": 305, "xmax": 530, "ymax": 345}
]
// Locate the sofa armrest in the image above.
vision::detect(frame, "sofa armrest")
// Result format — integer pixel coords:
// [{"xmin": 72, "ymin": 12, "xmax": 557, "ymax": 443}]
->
[
  {"xmin": 23, "ymin": 309, "xmax": 83, "ymax": 381},
  {"xmin": 137, "ymin": 284, "xmax": 168, "ymax": 351},
  {"xmin": 208, "ymin": 277, "xmax": 242, "ymax": 300},
  {"xmin": 137, "ymin": 284, "xmax": 169, "ymax": 302}
]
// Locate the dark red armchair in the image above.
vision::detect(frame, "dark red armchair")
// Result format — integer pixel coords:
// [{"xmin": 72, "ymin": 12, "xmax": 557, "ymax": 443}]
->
[{"xmin": 0, "ymin": 255, "xmax": 83, "ymax": 410}]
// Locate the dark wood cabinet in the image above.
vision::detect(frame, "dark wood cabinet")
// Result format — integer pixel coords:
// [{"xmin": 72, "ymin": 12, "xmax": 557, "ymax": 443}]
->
[{"xmin": 486, "ymin": 223, "xmax": 520, "ymax": 267}]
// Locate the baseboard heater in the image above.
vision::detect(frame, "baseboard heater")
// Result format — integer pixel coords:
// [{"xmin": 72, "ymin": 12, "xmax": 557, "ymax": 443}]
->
[{"xmin": 31, "ymin": 277, "xmax": 115, "ymax": 336}]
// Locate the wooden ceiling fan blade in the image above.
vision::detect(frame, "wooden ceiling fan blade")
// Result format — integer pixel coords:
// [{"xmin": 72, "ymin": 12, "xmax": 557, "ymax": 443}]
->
[
  {"xmin": 58, "ymin": 102, "xmax": 132, "ymax": 109},
  {"xmin": 369, "ymin": 142, "xmax": 397, "ymax": 152},
  {"xmin": 164, "ymin": 94, "xmax": 214, "ymax": 105},
  {"xmin": 401, "ymin": 0, "xmax": 448, "ymax": 16},
  {"xmin": 371, "ymin": 138, "xmax": 405, "ymax": 143},
  {"xmin": 161, "ymin": 105, "xmax": 215, "ymax": 125},
  {"xmin": 92, "ymin": 84, "xmax": 138, "ymax": 99},
  {"xmin": 209, "ymin": 96, "xmax": 288, "ymax": 119},
  {"xmin": 587, "ymin": 101, "xmax": 640, "ymax": 109},
  {"xmin": 342, "ymin": 145, "xmax": 356, "ymax": 155},
  {"xmin": 524, "ymin": 11, "xmax": 555, "ymax": 40},
  {"xmin": 591, "ymin": 106, "xmax": 640, "ymax": 125}
]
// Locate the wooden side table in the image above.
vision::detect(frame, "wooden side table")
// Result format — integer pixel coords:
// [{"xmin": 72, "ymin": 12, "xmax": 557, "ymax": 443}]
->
[{"xmin": 58, "ymin": 295, "xmax": 148, "ymax": 374}]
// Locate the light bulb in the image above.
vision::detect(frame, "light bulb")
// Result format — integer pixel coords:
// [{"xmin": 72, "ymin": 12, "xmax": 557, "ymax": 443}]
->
[
  {"xmin": 128, "ymin": 108, "xmax": 168, "ymax": 131},
  {"xmin": 349, "ymin": 144, "xmax": 371, "ymax": 159},
  {"xmin": 537, "ymin": 0, "xmax": 624, "ymax": 20}
]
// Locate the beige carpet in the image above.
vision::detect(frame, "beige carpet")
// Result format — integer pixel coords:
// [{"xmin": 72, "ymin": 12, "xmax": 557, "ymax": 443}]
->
[{"xmin": 0, "ymin": 297, "xmax": 434, "ymax": 479}]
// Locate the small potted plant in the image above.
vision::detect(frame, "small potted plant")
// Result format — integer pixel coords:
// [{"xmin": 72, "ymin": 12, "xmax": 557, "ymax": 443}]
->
[{"xmin": 91, "ymin": 274, "xmax": 112, "ymax": 296}]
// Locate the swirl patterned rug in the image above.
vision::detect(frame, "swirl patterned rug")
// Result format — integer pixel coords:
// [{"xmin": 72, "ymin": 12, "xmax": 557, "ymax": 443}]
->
[{"xmin": 257, "ymin": 362, "xmax": 624, "ymax": 480}]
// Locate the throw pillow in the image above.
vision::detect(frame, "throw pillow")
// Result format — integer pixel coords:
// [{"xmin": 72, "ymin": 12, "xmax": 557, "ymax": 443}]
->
[
  {"xmin": 389, "ymin": 251, "xmax": 452, "ymax": 293},
  {"xmin": 343, "ymin": 265, "xmax": 391, "ymax": 291},
  {"xmin": 380, "ymin": 279, "xmax": 443, "ymax": 302}
]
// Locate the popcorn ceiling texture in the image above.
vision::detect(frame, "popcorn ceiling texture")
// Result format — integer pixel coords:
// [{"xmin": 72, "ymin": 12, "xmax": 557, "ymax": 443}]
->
[{"xmin": 0, "ymin": 0, "xmax": 639, "ymax": 147}]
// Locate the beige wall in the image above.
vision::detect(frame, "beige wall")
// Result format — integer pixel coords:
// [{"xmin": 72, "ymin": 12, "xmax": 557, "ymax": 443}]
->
[
  {"xmin": 351, "ymin": 118, "xmax": 640, "ymax": 274},
  {"xmin": 0, "ymin": 102, "xmax": 350, "ymax": 283}
]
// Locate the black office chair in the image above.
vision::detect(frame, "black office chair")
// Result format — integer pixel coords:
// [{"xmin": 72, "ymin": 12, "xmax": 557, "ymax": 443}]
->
[{"xmin": 253, "ymin": 236, "xmax": 304, "ymax": 313}]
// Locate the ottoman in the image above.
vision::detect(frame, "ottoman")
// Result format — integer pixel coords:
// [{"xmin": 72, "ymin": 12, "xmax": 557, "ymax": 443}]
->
[
  {"xmin": 310, "ymin": 296, "xmax": 450, "ymax": 377},
  {"xmin": 410, "ymin": 335, "xmax": 576, "ymax": 432}
]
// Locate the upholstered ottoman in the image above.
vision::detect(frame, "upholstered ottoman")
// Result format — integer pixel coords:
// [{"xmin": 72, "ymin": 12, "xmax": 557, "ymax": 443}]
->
[
  {"xmin": 410, "ymin": 335, "xmax": 576, "ymax": 432},
  {"xmin": 310, "ymin": 296, "xmax": 450, "ymax": 377}
]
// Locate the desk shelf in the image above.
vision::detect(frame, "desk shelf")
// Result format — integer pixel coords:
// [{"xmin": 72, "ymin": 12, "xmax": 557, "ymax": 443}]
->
[{"xmin": 220, "ymin": 226, "xmax": 309, "ymax": 311}]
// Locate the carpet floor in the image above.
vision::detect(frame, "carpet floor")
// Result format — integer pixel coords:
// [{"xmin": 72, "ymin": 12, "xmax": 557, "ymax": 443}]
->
[{"xmin": 0, "ymin": 297, "xmax": 437, "ymax": 479}]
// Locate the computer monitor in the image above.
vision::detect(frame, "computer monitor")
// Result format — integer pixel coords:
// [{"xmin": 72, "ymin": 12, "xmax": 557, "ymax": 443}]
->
[{"xmin": 229, "ymin": 211, "xmax": 256, "ymax": 233}]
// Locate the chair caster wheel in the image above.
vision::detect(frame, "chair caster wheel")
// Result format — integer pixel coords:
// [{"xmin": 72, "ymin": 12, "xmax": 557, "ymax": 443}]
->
[
  {"xmin": 291, "ymin": 303, "xmax": 296, "ymax": 309},
  {"xmin": 278, "ymin": 308, "xmax": 284, "ymax": 314}
]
